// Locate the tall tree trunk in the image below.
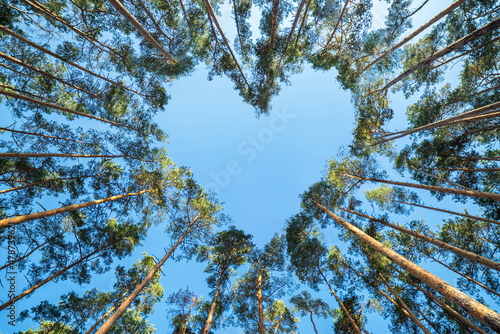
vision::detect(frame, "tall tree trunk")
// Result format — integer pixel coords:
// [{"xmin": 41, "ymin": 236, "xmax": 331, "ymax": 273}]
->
[
  {"xmin": 0, "ymin": 88, "xmax": 136, "ymax": 131},
  {"xmin": 377, "ymin": 272, "xmax": 431, "ymax": 334},
  {"xmin": 324, "ymin": 0, "xmax": 350, "ymax": 49},
  {"xmin": 256, "ymin": 267, "xmax": 265, "ymax": 334},
  {"xmin": 424, "ymin": 252, "xmax": 500, "ymax": 298},
  {"xmin": 202, "ymin": 266, "xmax": 226, "ymax": 334},
  {"xmin": 314, "ymin": 202, "xmax": 500, "ymax": 332},
  {"xmin": 398, "ymin": 268, "xmax": 488, "ymax": 334},
  {"xmin": 309, "ymin": 311, "xmax": 319, "ymax": 334},
  {"xmin": 0, "ymin": 25, "xmax": 145, "ymax": 97},
  {"xmin": 202, "ymin": 0, "xmax": 250, "ymax": 90},
  {"xmin": 0, "ymin": 126, "xmax": 81, "ymax": 143},
  {"xmin": 373, "ymin": 101, "xmax": 500, "ymax": 145},
  {"xmin": 383, "ymin": 17, "xmax": 500, "ymax": 90},
  {"xmin": 0, "ymin": 246, "xmax": 105, "ymax": 311},
  {"xmin": 363, "ymin": 0, "xmax": 467, "ymax": 71},
  {"xmin": 0, "ymin": 51, "xmax": 105, "ymax": 101},
  {"xmin": 346, "ymin": 173, "xmax": 500, "ymax": 202},
  {"xmin": 340, "ymin": 207, "xmax": 500, "ymax": 271},
  {"xmin": 0, "ymin": 189, "xmax": 149, "ymax": 228},
  {"xmin": 390, "ymin": 199, "xmax": 500, "ymax": 226},
  {"xmin": 107, "ymin": 0, "xmax": 176, "ymax": 63},
  {"xmin": 318, "ymin": 266, "xmax": 362, "ymax": 334},
  {"xmin": 95, "ymin": 216, "xmax": 199, "ymax": 334}
]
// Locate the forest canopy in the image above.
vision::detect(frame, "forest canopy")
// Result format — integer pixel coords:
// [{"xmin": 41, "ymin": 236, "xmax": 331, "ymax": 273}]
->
[{"xmin": 0, "ymin": 0, "xmax": 500, "ymax": 333}]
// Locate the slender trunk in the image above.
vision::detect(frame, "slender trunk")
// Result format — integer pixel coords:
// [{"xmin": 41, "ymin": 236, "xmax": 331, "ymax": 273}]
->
[
  {"xmin": 399, "ymin": 269, "xmax": 488, "ymax": 334},
  {"xmin": 346, "ymin": 173, "xmax": 500, "ymax": 202},
  {"xmin": 0, "ymin": 153, "xmax": 126, "ymax": 159},
  {"xmin": 373, "ymin": 101, "xmax": 500, "ymax": 145},
  {"xmin": 416, "ymin": 309, "xmax": 444, "ymax": 334},
  {"xmin": 0, "ymin": 246, "xmax": 104, "ymax": 311},
  {"xmin": 363, "ymin": 0, "xmax": 466, "ymax": 71},
  {"xmin": 309, "ymin": 312, "xmax": 319, "ymax": 334},
  {"xmin": 202, "ymin": 266, "xmax": 226, "ymax": 334},
  {"xmin": 262, "ymin": 0, "xmax": 280, "ymax": 89},
  {"xmin": 428, "ymin": 167, "xmax": 500, "ymax": 172},
  {"xmin": 0, "ymin": 126, "xmax": 81, "ymax": 143},
  {"xmin": 391, "ymin": 199, "xmax": 500, "ymax": 226},
  {"xmin": 425, "ymin": 252, "xmax": 500, "ymax": 299},
  {"xmin": 0, "ymin": 172, "xmax": 103, "ymax": 195},
  {"xmin": 383, "ymin": 17, "xmax": 500, "ymax": 90},
  {"xmin": 257, "ymin": 267, "xmax": 265, "ymax": 334},
  {"xmin": 315, "ymin": 202, "xmax": 500, "ymax": 332},
  {"xmin": 277, "ymin": 0, "xmax": 306, "ymax": 64},
  {"xmin": 107, "ymin": 0, "xmax": 176, "ymax": 63},
  {"xmin": 203, "ymin": 0, "xmax": 250, "ymax": 90},
  {"xmin": 324, "ymin": 0, "xmax": 350, "ymax": 49},
  {"xmin": 0, "ymin": 189, "xmax": 149, "ymax": 228},
  {"xmin": 377, "ymin": 272, "xmax": 431, "ymax": 334},
  {"xmin": 407, "ymin": 163, "xmax": 470, "ymax": 190},
  {"xmin": 318, "ymin": 266, "xmax": 362, "ymax": 334},
  {"xmin": 85, "ymin": 288, "xmax": 132, "ymax": 334},
  {"xmin": 0, "ymin": 88, "xmax": 136, "ymax": 131},
  {"xmin": 95, "ymin": 216, "xmax": 199, "ymax": 334},
  {"xmin": 0, "ymin": 229, "xmax": 68, "ymax": 271},
  {"xmin": 0, "ymin": 51, "xmax": 104, "ymax": 101},
  {"xmin": 340, "ymin": 207, "xmax": 500, "ymax": 271},
  {"xmin": 0, "ymin": 25, "xmax": 145, "ymax": 97}
]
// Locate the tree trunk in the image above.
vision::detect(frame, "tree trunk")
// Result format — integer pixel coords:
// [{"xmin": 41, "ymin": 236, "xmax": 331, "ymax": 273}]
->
[
  {"xmin": 0, "ymin": 88, "xmax": 135, "ymax": 131},
  {"xmin": 363, "ymin": 0, "xmax": 466, "ymax": 71},
  {"xmin": 398, "ymin": 268, "xmax": 488, "ymax": 334},
  {"xmin": 107, "ymin": 0, "xmax": 176, "ymax": 63},
  {"xmin": 309, "ymin": 312, "xmax": 319, "ymax": 334},
  {"xmin": 390, "ymin": 199, "xmax": 500, "ymax": 226},
  {"xmin": 95, "ymin": 216, "xmax": 199, "ymax": 334},
  {"xmin": 202, "ymin": 266, "xmax": 226, "ymax": 334},
  {"xmin": 256, "ymin": 267, "xmax": 265, "ymax": 334},
  {"xmin": 347, "ymin": 173, "xmax": 500, "ymax": 202},
  {"xmin": 0, "ymin": 153, "xmax": 126, "ymax": 159},
  {"xmin": 424, "ymin": 252, "xmax": 500, "ymax": 299},
  {"xmin": 373, "ymin": 101, "xmax": 500, "ymax": 145},
  {"xmin": 0, "ymin": 189, "xmax": 149, "ymax": 228},
  {"xmin": 0, "ymin": 246, "xmax": 105, "ymax": 311},
  {"xmin": 315, "ymin": 202, "xmax": 500, "ymax": 332},
  {"xmin": 383, "ymin": 17, "xmax": 500, "ymax": 90},
  {"xmin": 318, "ymin": 266, "xmax": 362, "ymax": 334},
  {"xmin": 0, "ymin": 126, "xmax": 81, "ymax": 143},
  {"xmin": 324, "ymin": 0, "xmax": 350, "ymax": 49},
  {"xmin": 202, "ymin": 0, "xmax": 250, "ymax": 90},
  {"xmin": 340, "ymin": 207, "xmax": 500, "ymax": 271},
  {"xmin": 0, "ymin": 25, "xmax": 144, "ymax": 97},
  {"xmin": 0, "ymin": 51, "xmax": 104, "ymax": 101}
]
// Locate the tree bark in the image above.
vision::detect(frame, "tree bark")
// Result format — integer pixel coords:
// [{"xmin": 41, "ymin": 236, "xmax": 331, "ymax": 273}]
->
[
  {"xmin": 347, "ymin": 173, "xmax": 500, "ymax": 202},
  {"xmin": 0, "ymin": 246, "xmax": 105, "ymax": 311},
  {"xmin": 309, "ymin": 311, "xmax": 319, "ymax": 334},
  {"xmin": 383, "ymin": 17, "xmax": 500, "ymax": 90},
  {"xmin": 0, "ymin": 189, "xmax": 149, "ymax": 228},
  {"xmin": 95, "ymin": 216, "xmax": 199, "ymax": 334},
  {"xmin": 340, "ymin": 207, "xmax": 500, "ymax": 271},
  {"xmin": 318, "ymin": 266, "xmax": 362, "ymax": 334},
  {"xmin": 107, "ymin": 0, "xmax": 176, "ymax": 63},
  {"xmin": 0, "ymin": 88, "xmax": 136, "ymax": 131},
  {"xmin": 363, "ymin": 0, "xmax": 467, "ymax": 71},
  {"xmin": 315, "ymin": 202, "xmax": 500, "ymax": 332},
  {"xmin": 257, "ymin": 267, "xmax": 265, "ymax": 334},
  {"xmin": 202, "ymin": 266, "xmax": 226, "ymax": 334}
]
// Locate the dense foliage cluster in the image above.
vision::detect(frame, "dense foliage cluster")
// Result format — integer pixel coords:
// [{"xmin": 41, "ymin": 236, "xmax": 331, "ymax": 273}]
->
[{"xmin": 0, "ymin": 0, "xmax": 499, "ymax": 333}]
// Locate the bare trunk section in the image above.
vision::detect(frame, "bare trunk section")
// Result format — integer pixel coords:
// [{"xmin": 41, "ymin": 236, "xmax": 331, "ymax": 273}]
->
[
  {"xmin": 0, "ymin": 88, "xmax": 136, "ymax": 131},
  {"xmin": 383, "ymin": 17, "xmax": 500, "ymax": 90},
  {"xmin": 202, "ymin": 266, "xmax": 226, "ymax": 334},
  {"xmin": 363, "ymin": 0, "xmax": 467, "ymax": 71},
  {"xmin": 108, "ymin": 0, "xmax": 176, "ymax": 63},
  {"xmin": 318, "ymin": 266, "xmax": 362, "ymax": 334},
  {"xmin": 0, "ymin": 189, "xmax": 149, "ymax": 228},
  {"xmin": 314, "ymin": 202, "xmax": 500, "ymax": 332},
  {"xmin": 257, "ymin": 267, "xmax": 265, "ymax": 334},
  {"xmin": 0, "ymin": 246, "xmax": 105, "ymax": 311},
  {"xmin": 95, "ymin": 216, "xmax": 199, "ymax": 334},
  {"xmin": 340, "ymin": 207, "xmax": 500, "ymax": 271},
  {"xmin": 347, "ymin": 173, "xmax": 500, "ymax": 202}
]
